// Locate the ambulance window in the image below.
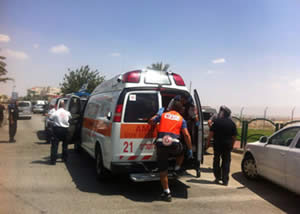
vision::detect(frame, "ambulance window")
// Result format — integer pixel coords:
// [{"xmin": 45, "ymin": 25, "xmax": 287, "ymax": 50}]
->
[
  {"xmin": 69, "ymin": 97, "xmax": 81, "ymax": 114},
  {"xmin": 124, "ymin": 93, "xmax": 158, "ymax": 123}
]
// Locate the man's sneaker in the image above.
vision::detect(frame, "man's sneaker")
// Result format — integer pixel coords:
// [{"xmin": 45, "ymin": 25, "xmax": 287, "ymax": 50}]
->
[
  {"xmin": 160, "ymin": 192, "xmax": 172, "ymax": 202},
  {"xmin": 222, "ymin": 180, "xmax": 228, "ymax": 186},
  {"xmin": 173, "ymin": 168, "xmax": 185, "ymax": 177}
]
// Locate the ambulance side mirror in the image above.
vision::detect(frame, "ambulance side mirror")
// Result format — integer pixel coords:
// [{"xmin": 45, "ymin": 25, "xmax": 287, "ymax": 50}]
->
[{"xmin": 107, "ymin": 112, "xmax": 112, "ymax": 120}]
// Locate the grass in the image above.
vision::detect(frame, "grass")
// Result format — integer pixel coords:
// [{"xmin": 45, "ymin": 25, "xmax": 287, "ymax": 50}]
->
[{"xmin": 236, "ymin": 128, "xmax": 274, "ymax": 142}]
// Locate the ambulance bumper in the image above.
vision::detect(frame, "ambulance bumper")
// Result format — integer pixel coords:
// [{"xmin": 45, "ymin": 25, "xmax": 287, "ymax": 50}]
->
[
  {"xmin": 129, "ymin": 172, "xmax": 177, "ymax": 182},
  {"xmin": 110, "ymin": 161, "xmax": 158, "ymax": 174}
]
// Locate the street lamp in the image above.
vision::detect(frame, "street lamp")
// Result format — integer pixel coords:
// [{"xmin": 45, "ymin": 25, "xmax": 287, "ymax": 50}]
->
[{"xmin": 291, "ymin": 107, "xmax": 296, "ymax": 121}]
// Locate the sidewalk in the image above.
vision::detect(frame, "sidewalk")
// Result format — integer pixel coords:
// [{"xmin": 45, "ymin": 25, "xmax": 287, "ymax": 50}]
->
[{"xmin": 232, "ymin": 140, "xmax": 244, "ymax": 154}]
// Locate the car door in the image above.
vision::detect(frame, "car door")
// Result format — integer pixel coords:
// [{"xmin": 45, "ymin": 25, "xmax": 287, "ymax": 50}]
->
[
  {"xmin": 67, "ymin": 96, "xmax": 81, "ymax": 144},
  {"xmin": 263, "ymin": 127, "xmax": 300, "ymax": 187},
  {"xmin": 286, "ymin": 130, "xmax": 300, "ymax": 194},
  {"xmin": 182, "ymin": 89, "xmax": 204, "ymax": 177}
]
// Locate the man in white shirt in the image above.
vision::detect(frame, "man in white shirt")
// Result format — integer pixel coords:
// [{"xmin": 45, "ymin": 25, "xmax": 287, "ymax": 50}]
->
[
  {"xmin": 45, "ymin": 104, "xmax": 56, "ymax": 144},
  {"xmin": 49, "ymin": 101, "xmax": 72, "ymax": 165}
]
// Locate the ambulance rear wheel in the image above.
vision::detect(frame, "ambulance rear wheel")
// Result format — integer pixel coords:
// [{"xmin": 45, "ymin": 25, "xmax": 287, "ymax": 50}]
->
[{"xmin": 95, "ymin": 146, "xmax": 109, "ymax": 180}]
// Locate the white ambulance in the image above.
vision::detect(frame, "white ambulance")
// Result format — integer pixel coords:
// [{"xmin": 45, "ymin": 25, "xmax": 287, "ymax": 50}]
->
[{"xmin": 78, "ymin": 69, "xmax": 204, "ymax": 181}]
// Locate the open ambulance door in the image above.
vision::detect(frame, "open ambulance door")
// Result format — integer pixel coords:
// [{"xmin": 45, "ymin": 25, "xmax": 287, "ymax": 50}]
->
[
  {"xmin": 182, "ymin": 89, "xmax": 204, "ymax": 177},
  {"xmin": 193, "ymin": 89, "xmax": 204, "ymax": 177}
]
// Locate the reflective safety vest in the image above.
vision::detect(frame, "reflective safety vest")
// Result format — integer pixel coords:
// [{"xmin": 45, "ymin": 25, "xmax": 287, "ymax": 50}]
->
[{"xmin": 158, "ymin": 111, "xmax": 183, "ymax": 138}]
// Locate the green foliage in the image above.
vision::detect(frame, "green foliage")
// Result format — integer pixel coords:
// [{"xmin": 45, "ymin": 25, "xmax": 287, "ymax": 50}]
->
[
  {"xmin": 0, "ymin": 56, "xmax": 13, "ymax": 83},
  {"xmin": 60, "ymin": 65, "xmax": 105, "ymax": 95},
  {"xmin": 236, "ymin": 128, "xmax": 274, "ymax": 142},
  {"xmin": 148, "ymin": 62, "xmax": 170, "ymax": 72}
]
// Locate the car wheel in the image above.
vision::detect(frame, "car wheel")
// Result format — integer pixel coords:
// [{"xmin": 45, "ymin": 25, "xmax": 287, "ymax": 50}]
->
[
  {"xmin": 95, "ymin": 145, "xmax": 109, "ymax": 180},
  {"xmin": 242, "ymin": 155, "xmax": 258, "ymax": 180}
]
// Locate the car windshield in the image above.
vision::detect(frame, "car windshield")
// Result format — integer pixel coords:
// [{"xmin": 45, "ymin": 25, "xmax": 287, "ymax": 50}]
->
[
  {"xmin": 19, "ymin": 102, "xmax": 30, "ymax": 107},
  {"xmin": 203, "ymin": 112, "xmax": 213, "ymax": 121}
]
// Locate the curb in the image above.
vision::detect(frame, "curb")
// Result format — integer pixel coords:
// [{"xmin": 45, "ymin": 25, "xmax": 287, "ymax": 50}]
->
[{"xmin": 232, "ymin": 148, "xmax": 244, "ymax": 154}]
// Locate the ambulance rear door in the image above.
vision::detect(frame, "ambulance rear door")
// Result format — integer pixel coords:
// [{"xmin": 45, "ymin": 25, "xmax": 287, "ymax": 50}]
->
[
  {"xmin": 119, "ymin": 91, "xmax": 159, "ymax": 163},
  {"xmin": 193, "ymin": 89, "xmax": 204, "ymax": 177}
]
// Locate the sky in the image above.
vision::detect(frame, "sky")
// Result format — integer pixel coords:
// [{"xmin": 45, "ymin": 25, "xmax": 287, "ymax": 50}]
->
[{"xmin": 0, "ymin": 0, "xmax": 300, "ymax": 117}]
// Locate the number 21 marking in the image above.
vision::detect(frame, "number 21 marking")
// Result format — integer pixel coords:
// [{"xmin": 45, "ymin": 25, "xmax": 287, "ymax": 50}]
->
[{"xmin": 123, "ymin": 141, "xmax": 133, "ymax": 153}]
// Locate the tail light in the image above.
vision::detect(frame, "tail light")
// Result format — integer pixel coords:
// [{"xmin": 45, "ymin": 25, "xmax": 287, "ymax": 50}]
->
[
  {"xmin": 122, "ymin": 70, "xmax": 141, "ymax": 83},
  {"xmin": 113, "ymin": 104, "xmax": 123, "ymax": 122},
  {"xmin": 172, "ymin": 73, "xmax": 185, "ymax": 86}
]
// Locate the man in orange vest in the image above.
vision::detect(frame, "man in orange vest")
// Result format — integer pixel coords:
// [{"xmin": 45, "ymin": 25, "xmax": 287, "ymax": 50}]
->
[{"xmin": 149, "ymin": 100, "xmax": 193, "ymax": 202}]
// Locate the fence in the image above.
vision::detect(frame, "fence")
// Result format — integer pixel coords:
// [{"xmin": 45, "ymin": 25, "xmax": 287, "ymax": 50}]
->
[{"xmin": 231, "ymin": 116, "xmax": 300, "ymax": 148}]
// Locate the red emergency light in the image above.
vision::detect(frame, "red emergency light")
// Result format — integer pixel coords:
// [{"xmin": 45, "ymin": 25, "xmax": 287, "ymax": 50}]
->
[
  {"xmin": 122, "ymin": 70, "xmax": 141, "ymax": 83},
  {"xmin": 113, "ymin": 104, "xmax": 123, "ymax": 122},
  {"xmin": 172, "ymin": 73, "xmax": 185, "ymax": 86}
]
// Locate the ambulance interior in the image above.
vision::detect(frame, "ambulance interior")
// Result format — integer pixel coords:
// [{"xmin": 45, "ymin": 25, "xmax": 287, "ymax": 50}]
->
[{"xmin": 160, "ymin": 90, "xmax": 200, "ymax": 157}]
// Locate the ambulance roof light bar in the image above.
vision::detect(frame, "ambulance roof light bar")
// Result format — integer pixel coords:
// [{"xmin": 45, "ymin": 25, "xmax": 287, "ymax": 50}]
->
[
  {"xmin": 172, "ymin": 73, "xmax": 185, "ymax": 86},
  {"xmin": 122, "ymin": 70, "xmax": 141, "ymax": 83}
]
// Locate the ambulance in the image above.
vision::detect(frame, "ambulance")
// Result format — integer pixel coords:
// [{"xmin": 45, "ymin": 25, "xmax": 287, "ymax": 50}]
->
[{"xmin": 78, "ymin": 69, "xmax": 204, "ymax": 182}]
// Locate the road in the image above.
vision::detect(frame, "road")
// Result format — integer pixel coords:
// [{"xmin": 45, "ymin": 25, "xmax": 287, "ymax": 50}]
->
[{"xmin": 0, "ymin": 114, "xmax": 299, "ymax": 214}]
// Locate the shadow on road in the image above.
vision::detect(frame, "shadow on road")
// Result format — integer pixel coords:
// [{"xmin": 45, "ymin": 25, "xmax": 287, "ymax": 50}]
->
[
  {"xmin": 36, "ymin": 130, "xmax": 46, "ymax": 141},
  {"xmin": 35, "ymin": 141, "xmax": 50, "ymax": 145},
  {"xmin": 186, "ymin": 179, "xmax": 216, "ymax": 185},
  {"xmin": 199, "ymin": 167, "xmax": 213, "ymax": 173},
  {"xmin": 31, "ymin": 155, "xmax": 64, "ymax": 165},
  {"xmin": 232, "ymin": 172, "xmax": 300, "ymax": 214},
  {"xmin": 63, "ymin": 149, "xmax": 190, "ymax": 202},
  {"xmin": 0, "ymin": 140, "xmax": 10, "ymax": 144}
]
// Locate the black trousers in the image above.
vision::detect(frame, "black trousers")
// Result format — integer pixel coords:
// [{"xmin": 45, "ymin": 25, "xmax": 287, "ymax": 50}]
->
[
  {"xmin": 51, "ymin": 127, "xmax": 68, "ymax": 162},
  {"xmin": 213, "ymin": 146, "xmax": 232, "ymax": 183},
  {"xmin": 9, "ymin": 122, "xmax": 17, "ymax": 141}
]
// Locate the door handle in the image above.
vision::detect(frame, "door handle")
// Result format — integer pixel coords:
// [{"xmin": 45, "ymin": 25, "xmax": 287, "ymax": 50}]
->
[{"xmin": 280, "ymin": 152, "xmax": 285, "ymax": 156}]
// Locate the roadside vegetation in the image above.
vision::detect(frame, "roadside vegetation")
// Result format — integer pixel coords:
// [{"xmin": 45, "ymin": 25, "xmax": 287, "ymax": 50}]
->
[{"xmin": 236, "ymin": 128, "xmax": 275, "ymax": 142}]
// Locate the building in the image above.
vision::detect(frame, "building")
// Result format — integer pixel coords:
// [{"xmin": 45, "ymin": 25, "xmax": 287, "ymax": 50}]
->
[{"xmin": 27, "ymin": 86, "xmax": 61, "ymax": 99}]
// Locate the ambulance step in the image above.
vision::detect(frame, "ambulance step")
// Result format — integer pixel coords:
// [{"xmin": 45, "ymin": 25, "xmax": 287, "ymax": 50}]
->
[{"xmin": 129, "ymin": 172, "xmax": 177, "ymax": 182}]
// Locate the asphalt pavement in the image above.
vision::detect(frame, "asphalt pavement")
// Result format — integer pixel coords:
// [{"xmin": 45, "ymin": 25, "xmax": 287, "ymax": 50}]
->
[{"xmin": 0, "ymin": 114, "xmax": 299, "ymax": 214}]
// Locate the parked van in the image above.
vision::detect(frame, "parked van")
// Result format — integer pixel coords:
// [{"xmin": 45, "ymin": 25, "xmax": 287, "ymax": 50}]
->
[
  {"xmin": 202, "ymin": 106, "xmax": 217, "ymax": 150},
  {"xmin": 78, "ymin": 69, "xmax": 204, "ymax": 181},
  {"xmin": 18, "ymin": 101, "xmax": 32, "ymax": 119}
]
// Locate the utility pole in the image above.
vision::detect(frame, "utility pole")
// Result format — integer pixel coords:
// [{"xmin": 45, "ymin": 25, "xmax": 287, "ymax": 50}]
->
[
  {"xmin": 189, "ymin": 81, "xmax": 192, "ymax": 93},
  {"xmin": 291, "ymin": 107, "xmax": 296, "ymax": 121},
  {"xmin": 263, "ymin": 106, "xmax": 268, "ymax": 129}
]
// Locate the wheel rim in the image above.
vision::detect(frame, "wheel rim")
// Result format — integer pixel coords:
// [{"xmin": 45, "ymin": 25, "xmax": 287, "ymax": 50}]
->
[{"xmin": 243, "ymin": 159, "xmax": 257, "ymax": 178}]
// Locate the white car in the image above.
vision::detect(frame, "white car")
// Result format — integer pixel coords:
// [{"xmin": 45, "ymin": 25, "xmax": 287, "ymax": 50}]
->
[{"xmin": 242, "ymin": 123, "xmax": 300, "ymax": 195}]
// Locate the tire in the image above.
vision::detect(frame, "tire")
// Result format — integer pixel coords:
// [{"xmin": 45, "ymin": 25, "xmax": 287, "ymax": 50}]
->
[
  {"xmin": 95, "ymin": 145, "xmax": 109, "ymax": 180},
  {"xmin": 242, "ymin": 155, "xmax": 258, "ymax": 180},
  {"xmin": 74, "ymin": 140, "xmax": 82, "ymax": 153}
]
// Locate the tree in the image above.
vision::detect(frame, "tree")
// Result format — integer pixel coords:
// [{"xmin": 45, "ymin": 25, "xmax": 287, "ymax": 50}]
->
[
  {"xmin": 60, "ymin": 65, "xmax": 105, "ymax": 94},
  {"xmin": 148, "ymin": 62, "xmax": 171, "ymax": 72},
  {"xmin": 0, "ymin": 56, "xmax": 13, "ymax": 83}
]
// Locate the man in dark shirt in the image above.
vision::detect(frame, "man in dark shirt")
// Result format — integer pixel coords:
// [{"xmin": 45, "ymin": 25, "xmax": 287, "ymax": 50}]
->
[
  {"xmin": 0, "ymin": 103, "xmax": 5, "ymax": 127},
  {"xmin": 206, "ymin": 105, "xmax": 237, "ymax": 186},
  {"xmin": 8, "ymin": 100, "xmax": 19, "ymax": 143}
]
